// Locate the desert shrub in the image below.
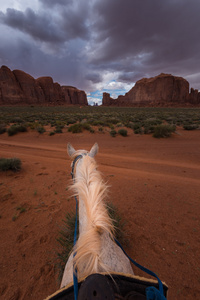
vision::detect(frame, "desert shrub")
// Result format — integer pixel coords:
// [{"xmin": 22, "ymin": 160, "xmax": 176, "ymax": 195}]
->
[
  {"xmin": 98, "ymin": 127, "xmax": 104, "ymax": 133},
  {"xmin": 67, "ymin": 118, "xmax": 77, "ymax": 125},
  {"xmin": 90, "ymin": 120, "xmax": 106, "ymax": 126},
  {"xmin": 132, "ymin": 123, "xmax": 143, "ymax": 134},
  {"xmin": 49, "ymin": 131, "xmax": 55, "ymax": 136},
  {"xmin": 68, "ymin": 123, "xmax": 83, "ymax": 133},
  {"xmin": 37, "ymin": 126, "xmax": 46, "ymax": 134},
  {"xmin": 7, "ymin": 124, "xmax": 27, "ymax": 136},
  {"xmin": 82, "ymin": 123, "xmax": 92, "ymax": 131},
  {"xmin": 183, "ymin": 124, "xmax": 198, "ymax": 130},
  {"xmin": 17, "ymin": 124, "xmax": 27, "ymax": 132},
  {"xmin": 116, "ymin": 122, "xmax": 124, "ymax": 127},
  {"xmin": 107, "ymin": 118, "xmax": 120, "ymax": 125},
  {"xmin": 89, "ymin": 128, "xmax": 95, "ymax": 133},
  {"xmin": 134, "ymin": 128, "xmax": 143, "ymax": 134},
  {"xmin": 0, "ymin": 158, "xmax": 22, "ymax": 172},
  {"xmin": 118, "ymin": 129, "xmax": 128, "ymax": 137},
  {"xmin": 153, "ymin": 124, "xmax": 176, "ymax": 138},
  {"xmin": 110, "ymin": 129, "xmax": 117, "ymax": 137},
  {"xmin": 109, "ymin": 124, "xmax": 115, "ymax": 130},
  {"xmin": 144, "ymin": 125, "xmax": 155, "ymax": 134},
  {"xmin": 0, "ymin": 125, "xmax": 6, "ymax": 134},
  {"xmin": 54, "ymin": 126, "xmax": 63, "ymax": 133},
  {"xmin": 10, "ymin": 117, "xmax": 24, "ymax": 123}
]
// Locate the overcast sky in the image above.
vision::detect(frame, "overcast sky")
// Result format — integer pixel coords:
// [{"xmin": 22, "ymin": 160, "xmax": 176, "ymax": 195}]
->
[{"xmin": 0, "ymin": 0, "xmax": 200, "ymax": 105}]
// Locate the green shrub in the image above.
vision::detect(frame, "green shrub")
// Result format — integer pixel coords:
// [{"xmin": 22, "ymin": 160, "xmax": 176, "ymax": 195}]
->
[
  {"xmin": 0, "ymin": 125, "xmax": 6, "ymax": 134},
  {"xmin": 118, "ymin": 129, "xmax": 128, "ymax": 137},
  {"xmin": 55, "ymin": 126, "xmax": 63, "ymax": 133},
  {"xmin": 144, "ymin": 125, "xmax": 155, "ymax": 134},
  {"xmin": 98, "ymin": 127, "xmax": 104, "ymax": 132},
  {"xmin": 0, "ymin": 158, "xmax": 22, "ymax": 172},
  {"xmin": 37, "ymin": 126, "xmax": 46, "ymax": 134},
  {"xmin": 8, "ymin": 126, "xmax": 17, "ymax": 136},
  {"xmin": 49, "ymin": 131, "xmax": 55, "ymax": 136},
  {"xmin": 7, "ymin": 124, "xmax": 27, "ymax": 136},
  {"xmin": 133, "ymin": 123, "xmax": 143, "ymax": 134},
  {"xmin": 153, "ymin": 124, "xmax": 176, "ymax": 138},
  {"xmin": 89, "ymin": 128, "xmax": 95, "ymax": 133},
  {"xmin": 134, "ymin": 127, "xmax": 143, "ymax": 134},
  {"xmin": 82, "ymin": 123, "xmax": 92, "ymax": 131},
  {"xmin": 183, "ymin": 124, "xmax": 198, "ymax": 130},
  {"xmin": 110, "ymin": 130, "xmax": 117, "ymax": 137},
  {"xmin": 68, "ymin": 123, "xmax": 83, "ymax": 133},
  {"xmin": 17, "ymin": 124, "xmax": 27, "ymax": 132}
]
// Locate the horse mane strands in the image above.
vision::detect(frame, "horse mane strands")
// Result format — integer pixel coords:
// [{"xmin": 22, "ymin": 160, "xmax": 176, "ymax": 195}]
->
[{"xmin": 72, "ymin": 154, "xmax": 115, "ymax": 278}]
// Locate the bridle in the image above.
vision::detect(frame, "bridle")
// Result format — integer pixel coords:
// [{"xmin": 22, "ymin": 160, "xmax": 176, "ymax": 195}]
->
[
  {"xmin": 71, "ymin": 154, "xmax": 84, "ymax": 180},
  {"xmin": 71, "ymin": 152, "xmax": 90, "ymax": 180}
]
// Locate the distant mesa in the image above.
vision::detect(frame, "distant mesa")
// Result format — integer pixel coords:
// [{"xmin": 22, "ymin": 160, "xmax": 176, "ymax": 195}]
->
[
  {"xmin": 0, "ymin": 65, "xmax": 88, "ymax": 106},
  {"xmin": 102, "ymin": 73, "xmax": 200, "ymax": 106},
  {"xmin": 1, "ymin": 66, "xmax": 200, "ymax": 107}
]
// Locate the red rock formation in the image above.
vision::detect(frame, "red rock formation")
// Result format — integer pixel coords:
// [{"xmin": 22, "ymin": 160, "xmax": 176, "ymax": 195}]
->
[
  {"xmin": 13, "ymin": 70, "xmax": 45, "ymax": 104},
  {"xmin": 0, "ymin": 65, "xmax": 88, "ymax": 105},
  {"xmin": 62, "ymin": 86, "xmax": 87, "ymax": 105},
  {"xmin": 103, "ymin": 73, "xmax": 200, "ymax": 106},
  {"xmin": 0, "ymin": 66, "xmax": 24, "ymax": 104},
  {"xmin": 36, "ymin": 77, "xmax": 63, "ymax": 104}
]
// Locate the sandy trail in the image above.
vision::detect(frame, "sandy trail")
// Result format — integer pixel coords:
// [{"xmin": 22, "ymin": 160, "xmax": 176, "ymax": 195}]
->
[{"xmin": 0, "ymin": 128, "xmax": 200, "ymax": 300}]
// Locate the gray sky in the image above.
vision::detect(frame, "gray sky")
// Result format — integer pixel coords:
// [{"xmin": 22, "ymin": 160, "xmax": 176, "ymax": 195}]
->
[{"xmin": 0, "ymin": 0, "xmax": 200, "ymax": 104}]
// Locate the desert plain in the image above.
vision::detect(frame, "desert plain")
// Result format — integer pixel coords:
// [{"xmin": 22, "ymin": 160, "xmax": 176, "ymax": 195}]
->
[{"xmin": 0, "ymin": 124, "xmax": 200, "ymax": 300}]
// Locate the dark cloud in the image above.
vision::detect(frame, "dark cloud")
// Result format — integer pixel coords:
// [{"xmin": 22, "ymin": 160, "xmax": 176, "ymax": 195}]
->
[
  {"xmin": 0, "ymin": 1, "xmax": 91, "ymax": 44},
  {"xmin": 39, "ymin": 0, "xmax": 71, "ymax": 7},
  {"xmin": 0, "ymin": 0, "xmax": 200, "ymax": 96},
  {"xmin": 0, "ymin": 8, "xmax": 64, "ymax": 43},
  {"xmin": 85, "ymin": 73, "xmax": 102, "ymax": 84},
  {"xmin": 88, "ymin": 0, "xmax": 200, "ymax": 85}
]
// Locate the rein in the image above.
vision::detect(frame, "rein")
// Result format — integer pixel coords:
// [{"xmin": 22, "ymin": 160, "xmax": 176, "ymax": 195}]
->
[
  {"xmin": 70, "ymin": 155, "xmax": 166, "ymax": 300},
  {"xmin": 71, "ymin": 154, "xmax": 84, "ymax": 300}
]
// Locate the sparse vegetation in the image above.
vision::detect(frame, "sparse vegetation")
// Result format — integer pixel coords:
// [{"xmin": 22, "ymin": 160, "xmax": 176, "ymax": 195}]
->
[
  {"xmin": 0, "ymin": 106, "xmax": 199, "ymax": 138},
  {"xmin": 7, "ymin": 124, "xmax": 27, "ymax": 136},
  {"xmin": 118, "ymin": 129, "xmax": 128, "ymax": 137},
  {"xmin": 16, "ymin": 206, "xmax": 27, "ymax": 213},
  {"xmin": 0, "ymin": 125, "xmax": 6, "ymax": 134},
  {"xmin": 110, "ymin": 129, "xmax": 117, "ymax": 137},
  {"xmin": 153, "ymin": 124, "xmax": 176, "ymax": 138},
  {"xmin": 0, "ymin": 158, "xmax": 22, "ymax": 172},
  {"xmin": 183, "ymin": 124, "xmax": 199, "ymax": 130},
  {"xmin": 68, "ymin": 123, "xmax": 83, "ymax": 133},
  {"xmin": 37, "ymin": 126, "xmax": 46, "ymax": 134}
]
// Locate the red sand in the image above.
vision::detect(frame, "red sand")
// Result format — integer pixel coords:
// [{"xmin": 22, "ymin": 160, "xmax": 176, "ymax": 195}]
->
[{"xmin": 0, "ymin": 127, "xmax": 200, "ymax": 300}]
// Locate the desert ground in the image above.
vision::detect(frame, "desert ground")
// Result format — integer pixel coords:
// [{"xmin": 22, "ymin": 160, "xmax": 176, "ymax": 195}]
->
[{"xmin": 0, "ymin": 127, "xmax": 200, "ymax": 300}]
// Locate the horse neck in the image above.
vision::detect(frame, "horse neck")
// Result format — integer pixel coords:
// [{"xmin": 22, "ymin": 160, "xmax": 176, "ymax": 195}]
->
[{"xmin": 74, "ymin": 155, "xmax": 114, "ymax": 238}]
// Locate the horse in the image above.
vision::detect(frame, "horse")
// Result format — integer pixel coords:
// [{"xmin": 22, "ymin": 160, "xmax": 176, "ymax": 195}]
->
[
  {"xmin": 45, "ymin": 143, "xmax": 168, "ymax": 299},
  {"xmin": 60, "ymin": 143, "xmax": 134, "ymax": 289}
]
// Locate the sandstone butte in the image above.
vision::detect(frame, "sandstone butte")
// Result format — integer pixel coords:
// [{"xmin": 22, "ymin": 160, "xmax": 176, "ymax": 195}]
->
[
  {"xmin": 0, "ymin": 65, "xmax": 88, "ymax": 105},
  {"xmin": 103, "ymin": 73, "xmax": 200, "ymax": 107}
]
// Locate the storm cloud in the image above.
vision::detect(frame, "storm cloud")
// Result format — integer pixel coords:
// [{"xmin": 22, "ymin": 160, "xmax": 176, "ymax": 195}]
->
[{"xmin": 0, "ymin": 0, "xmax": 200, "ymax": 104}]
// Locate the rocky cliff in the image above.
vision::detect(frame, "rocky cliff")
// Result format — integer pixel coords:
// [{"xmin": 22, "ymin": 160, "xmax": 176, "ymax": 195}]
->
[
  {"xmin": 0, "ymin": 66, "xmax": 88, "ymax": 105},
  {"xmin": 103, "ymin": 73, "xmax": 200, "ymax": 106}
]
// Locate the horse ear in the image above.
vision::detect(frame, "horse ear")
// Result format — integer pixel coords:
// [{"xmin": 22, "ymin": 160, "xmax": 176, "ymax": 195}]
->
[
  {"xmin": 67, "ymin": 143, "xmax": 76, "ymax": 157},
  {"xmin": 89, "ymin": 143, "xmax": 99, "ymax": 158}
]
